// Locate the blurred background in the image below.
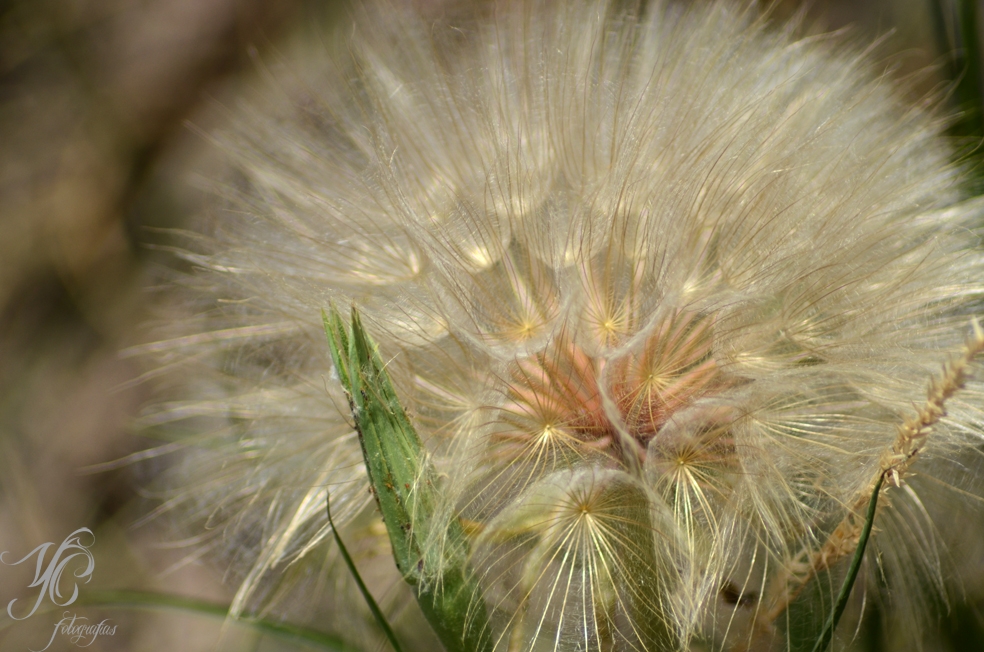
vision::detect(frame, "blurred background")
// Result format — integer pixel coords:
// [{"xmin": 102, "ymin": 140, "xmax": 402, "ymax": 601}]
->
[{"xmin": 0, "ymin": 0, "xmax": 978, "ymax": 650}]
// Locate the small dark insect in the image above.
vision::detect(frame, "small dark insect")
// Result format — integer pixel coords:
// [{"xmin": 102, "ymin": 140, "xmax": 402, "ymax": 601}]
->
[{"xmin": 721, "ymin": 582, "xmax": 757, "ymax": 607}]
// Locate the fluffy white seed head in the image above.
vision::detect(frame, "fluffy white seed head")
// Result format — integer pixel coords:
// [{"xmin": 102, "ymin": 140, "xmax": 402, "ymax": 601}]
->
[{"xmin": 144, "ymin": 1, "xmax": 984, "ymax": 649}]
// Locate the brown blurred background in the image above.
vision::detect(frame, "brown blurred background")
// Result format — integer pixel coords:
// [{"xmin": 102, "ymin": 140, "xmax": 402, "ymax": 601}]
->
[{"xmin": 0, "ymin": 1, "xmax": 974, "ymax": 650}]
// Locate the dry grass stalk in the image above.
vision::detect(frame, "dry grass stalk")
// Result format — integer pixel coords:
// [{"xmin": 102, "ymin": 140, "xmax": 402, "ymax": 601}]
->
[{"xmin": 763, "ymin": 319, "xmax": 984, "ymax": 626}]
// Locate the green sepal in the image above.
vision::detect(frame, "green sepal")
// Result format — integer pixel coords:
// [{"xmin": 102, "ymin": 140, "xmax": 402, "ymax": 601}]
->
[{"xmin": 323, "ymin": 305, "xmax": 492, "ymax": 652}]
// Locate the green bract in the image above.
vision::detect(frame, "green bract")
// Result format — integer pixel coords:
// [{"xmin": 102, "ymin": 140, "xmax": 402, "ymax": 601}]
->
[{"xmin": 324, "ymin": 306, "xmax": 492, "ymax": 652}]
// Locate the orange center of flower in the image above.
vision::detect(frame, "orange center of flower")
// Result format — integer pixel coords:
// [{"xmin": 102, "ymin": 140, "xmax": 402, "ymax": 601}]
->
[{"xmin": 494, "ymin": 310, "xmax": 725, "ymax": 466}]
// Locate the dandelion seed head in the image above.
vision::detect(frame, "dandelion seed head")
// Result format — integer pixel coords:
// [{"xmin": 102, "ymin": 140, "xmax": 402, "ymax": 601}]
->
[{"xmin": 146, "ymin": 0, "xmax": 984, "ymax": 649}]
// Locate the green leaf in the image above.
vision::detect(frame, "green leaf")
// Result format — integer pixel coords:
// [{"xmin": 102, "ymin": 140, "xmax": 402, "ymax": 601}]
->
[
  {"xmin": 932, "ymin": 0, "xmax": 984, "ymax": 192},
  {"xmin": 323, "ymin": 305, "xmax": 492, "ymax": 652}
]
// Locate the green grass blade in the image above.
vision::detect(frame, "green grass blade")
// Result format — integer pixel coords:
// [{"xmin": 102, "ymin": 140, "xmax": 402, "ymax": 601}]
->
[
  {"xmin": 810, "ymin": 474, "xmax": 885, "ymax": 652},
  {"xmin": 78, "ymin": 590, "xmax": 361, "ymax": 652},
  {"xmin": 326, "ymin": 492, "xmax": 405, "ymax": 652}
]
